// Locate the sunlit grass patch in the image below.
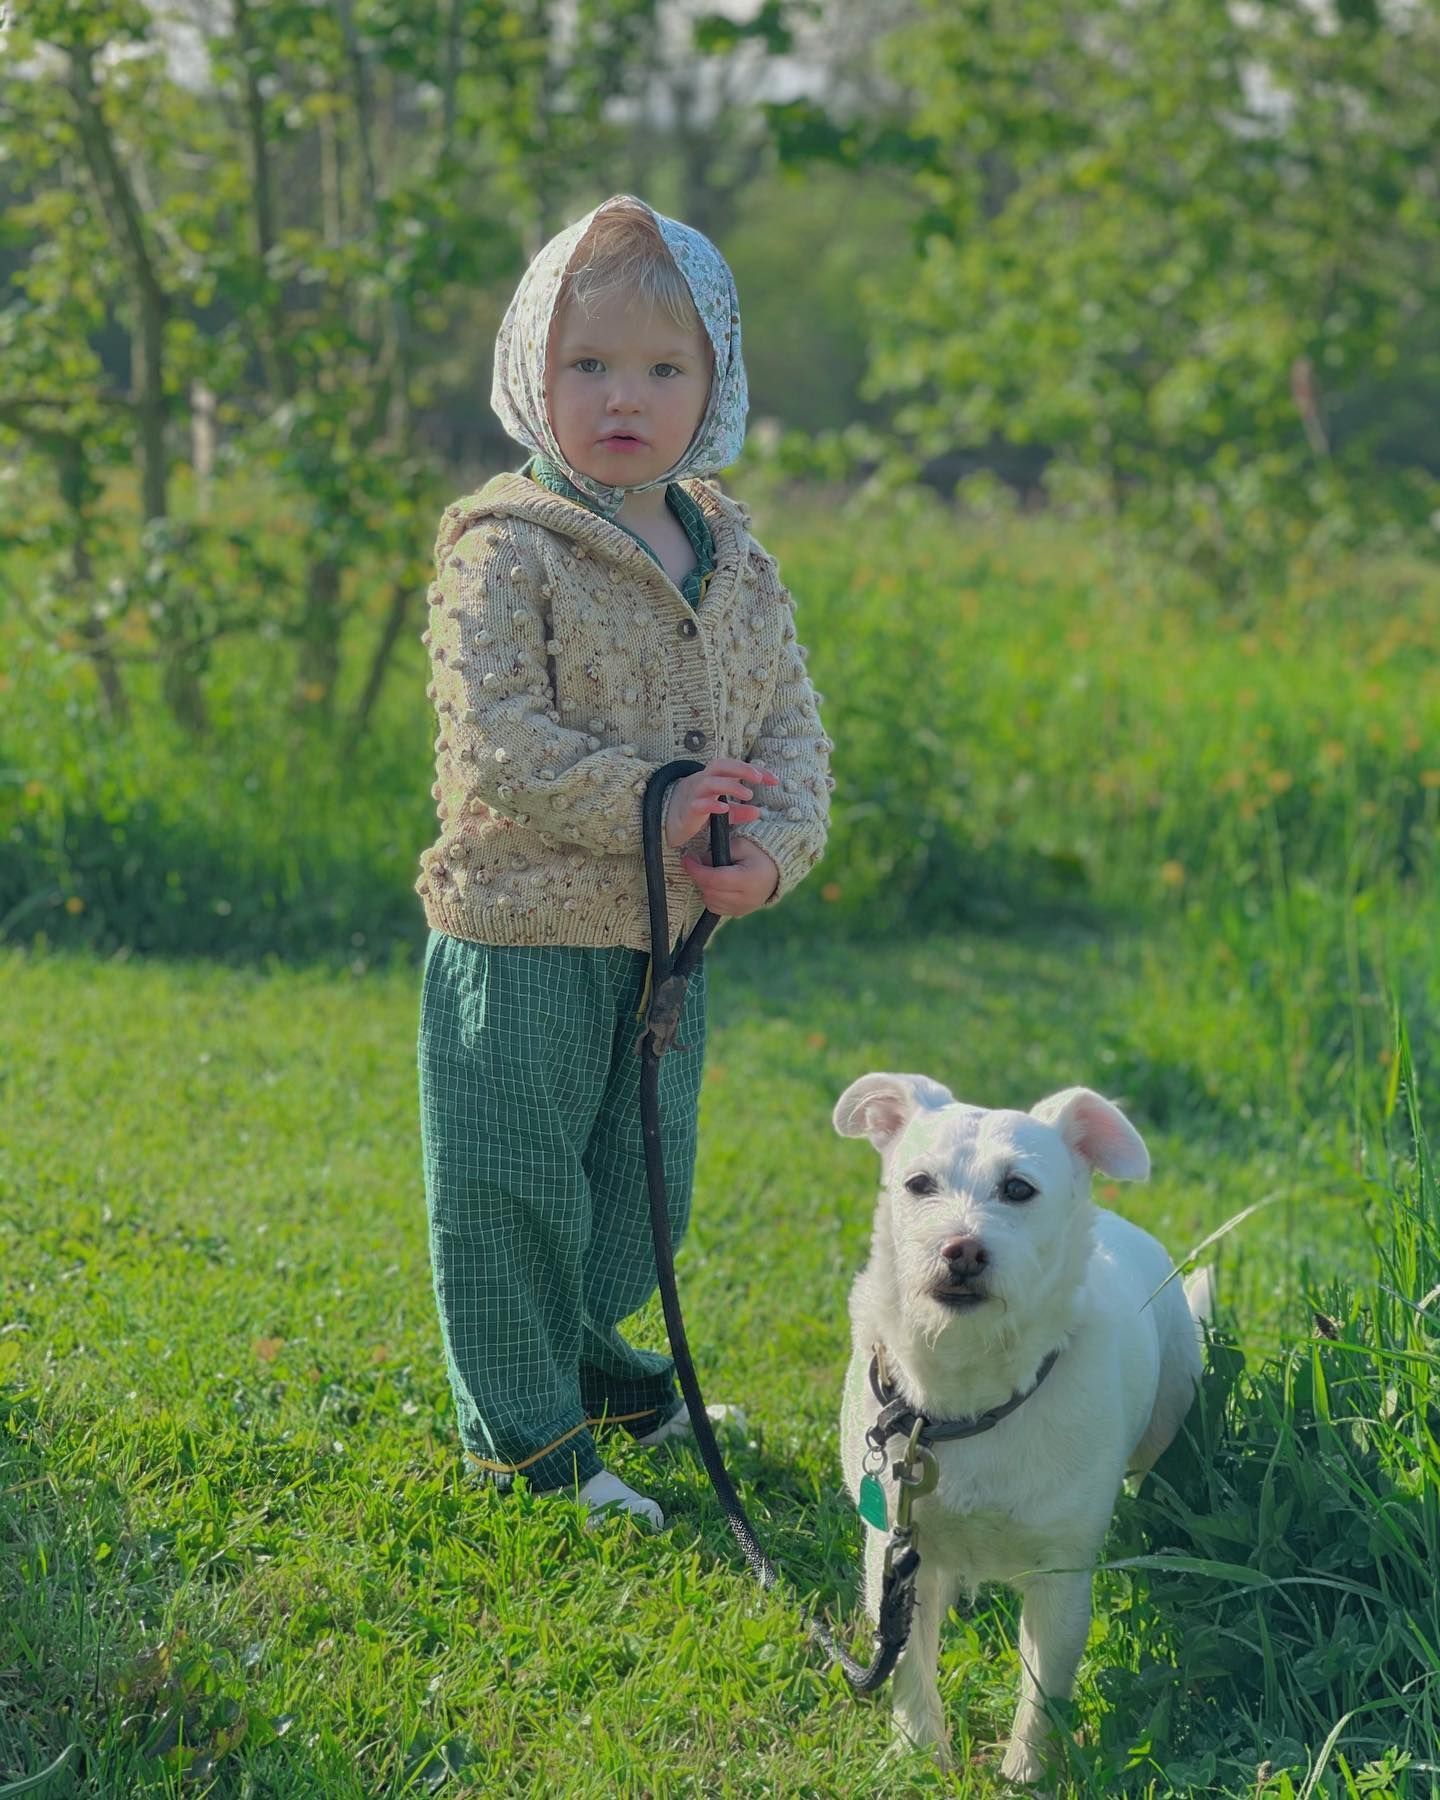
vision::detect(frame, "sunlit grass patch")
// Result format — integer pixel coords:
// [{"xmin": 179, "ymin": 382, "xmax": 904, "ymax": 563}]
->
[
  {"xmin": 3, "ymin": 505, "xmax": 1439, "ymax": 1793},
  {"xmin": 2, "ymin": 933, "xmax": 1436, "ymax": 1794}
]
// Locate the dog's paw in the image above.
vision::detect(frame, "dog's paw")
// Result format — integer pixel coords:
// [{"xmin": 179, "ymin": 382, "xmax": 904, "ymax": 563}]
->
[
  {"xmin": 998, "ymin": 1739, "xmax": 1052, "ymax": 1788},
  {"xmin": 889, "ymin": 1713, "xmax": 953, "ymax": 1774}
]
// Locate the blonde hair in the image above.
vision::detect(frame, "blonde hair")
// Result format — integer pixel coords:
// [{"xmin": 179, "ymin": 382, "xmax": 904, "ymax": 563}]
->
[{"xmin": 560, "ymin": 198, "xmax": 704, "ymax": 338}]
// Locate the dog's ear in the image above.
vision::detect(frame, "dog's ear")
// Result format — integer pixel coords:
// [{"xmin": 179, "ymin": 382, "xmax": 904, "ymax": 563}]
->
[
  {"xmin": 1030, "ymin": 1087, "xmax": 1150, "ymax": 1181},
  {"xmin": 833, "ymin": 1073, "xmax": 953, "ymax": 1153}
]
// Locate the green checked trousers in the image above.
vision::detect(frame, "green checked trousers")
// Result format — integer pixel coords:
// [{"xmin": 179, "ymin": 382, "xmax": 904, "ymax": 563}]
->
[{"xmin": 418, "ymin": 929, "xmax": 707, "ymax": 1494}]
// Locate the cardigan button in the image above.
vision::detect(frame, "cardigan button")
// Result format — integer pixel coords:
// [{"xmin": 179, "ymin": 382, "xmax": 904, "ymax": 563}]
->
[
  {"xmin": 683, "ymin": 729, "xmax": 706, "ymax": 752},
  {"xmin": 677, "ymin": 618, "xmax": 698, "ymax": 638}
]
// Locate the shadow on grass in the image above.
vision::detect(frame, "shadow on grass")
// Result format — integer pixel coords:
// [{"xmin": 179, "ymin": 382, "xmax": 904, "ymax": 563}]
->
[
  {"xmin": 0, "ymin": 806, "xmax": 427, "ymax": 971},
  {"xmin": 0, "ymin": 801, "xmax": 1131, "ymax": 973},
  {"xmin": 0, "ymin": 1387, "xmax": 355, "ymax": 1797},
  {"xmin": 674, "ymin": 1442, "xmax": 859, "ymax": 1591},
  {"xmin": 707, "ymin": 922, "xmax": 1243, "ymax": 1142}
]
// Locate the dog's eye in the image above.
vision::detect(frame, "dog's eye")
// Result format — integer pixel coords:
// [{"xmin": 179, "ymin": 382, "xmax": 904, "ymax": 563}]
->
[
  {"xmin": 904, "ymin": 1171, "xmax": 940, "ymax": 1197},
  {"xmin": 1001, "ymin": 1175, "xmax": 1037, "ymax": 1204}
]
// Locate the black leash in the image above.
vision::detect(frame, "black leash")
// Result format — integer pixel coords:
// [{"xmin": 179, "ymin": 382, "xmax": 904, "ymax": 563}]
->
[{"xmin": 636, "ymin": 759, "xmax": 919, "ymax": 1693}]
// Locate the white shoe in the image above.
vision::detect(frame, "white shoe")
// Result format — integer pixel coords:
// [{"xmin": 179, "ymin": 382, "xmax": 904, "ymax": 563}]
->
[
  {"xmin": 633, "ymin": 1401, "xmax": 748, "ymax": 1448},
  {"xmin": 576, "ymin": 1469, "xmax": 665, "ymax": 1530}
]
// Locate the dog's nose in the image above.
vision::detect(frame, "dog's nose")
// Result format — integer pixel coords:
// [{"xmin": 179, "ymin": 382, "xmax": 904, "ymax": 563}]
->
[{"xmin": 939, "ymin": 1236, "xmax": 988, "ymax": 1275}]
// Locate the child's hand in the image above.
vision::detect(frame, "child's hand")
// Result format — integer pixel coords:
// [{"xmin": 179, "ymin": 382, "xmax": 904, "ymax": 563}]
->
[
  {"xmin": 665, "ymin": 758, "xmax": 779, "ymax": 849},
  {"xmin": 682, "ymin": 837, "xmax": 781, "ymax": 918}
]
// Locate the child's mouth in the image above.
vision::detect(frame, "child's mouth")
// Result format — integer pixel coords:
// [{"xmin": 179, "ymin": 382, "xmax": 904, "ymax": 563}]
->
[{"xmin": 599, "ymin": 434, "xmax": 647, "ymax": 452}]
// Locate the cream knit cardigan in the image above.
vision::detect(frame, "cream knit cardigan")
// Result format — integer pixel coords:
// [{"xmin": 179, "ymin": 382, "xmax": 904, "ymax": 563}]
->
[{"xmin": 416, "ymin": 472, "xmax": 832, "ymax": 950}]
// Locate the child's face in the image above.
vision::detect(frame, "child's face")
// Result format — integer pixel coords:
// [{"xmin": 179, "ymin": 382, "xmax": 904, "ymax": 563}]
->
[{"xmin": 546, "ymin": 288, "xmax": 712, "ymax": 489}]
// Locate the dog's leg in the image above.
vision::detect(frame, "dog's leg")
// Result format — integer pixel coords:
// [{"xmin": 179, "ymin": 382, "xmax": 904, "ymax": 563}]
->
[
  {"xmin": 864, "ymin": 1532, "xmax": 957, "ymax": 1772},
  {"xmin": 1000, "ymin": 1570, "xmax": 1091, "ymax": 1787}
]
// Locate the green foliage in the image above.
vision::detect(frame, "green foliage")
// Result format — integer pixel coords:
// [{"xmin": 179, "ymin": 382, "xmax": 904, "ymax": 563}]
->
[
  {"xmin": 866, "ymin": 0, "xmax": 1440, "ymax": 591},
  {"xmin": 694, "ymin": 0, "xmax": 798, "ymax": 57},
  {"xmin": 0, "ymin": 0, "xmax": 672, "ymax": 728},
  {"xmin": 5, "ymin": 497, "xmax": 1439, "ymax": 1037},
  {"xmin": 762, "ymin": 91, "xmax": 940, "ymax": 176},
  {"xmin": 1098, "ymin": 1025, "xmax": 1440, "ymax": 1793},
  {"xmin": 2, "ymin": 505, "xmax": 1439, "ymax": 1788},
  {"xmin": 721, "ymin": 165, "xmax": 919, "ymax": 433},
  {"xmin": 0, "ymin": 588, "xmax": 434, "ymax": 964}
]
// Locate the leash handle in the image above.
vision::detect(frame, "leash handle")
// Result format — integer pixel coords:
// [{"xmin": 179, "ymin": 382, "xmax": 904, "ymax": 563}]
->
[
  {"xmin": 709, "ymin": 805, "xmax": 732, "ymax": 870},
  {"xmin": 639, "ymin": 759, "xmax": 732, "ymax": 998}
]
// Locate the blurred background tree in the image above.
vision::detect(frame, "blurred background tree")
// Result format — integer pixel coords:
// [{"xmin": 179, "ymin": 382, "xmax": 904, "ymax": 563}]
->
[
  {"xmin": 859, "ymin": 0, "xmax": 1440, "ymax": 589},
  {"xmin": 4, "ymin": 0, "xmax": 1439, "ymax": 739}
]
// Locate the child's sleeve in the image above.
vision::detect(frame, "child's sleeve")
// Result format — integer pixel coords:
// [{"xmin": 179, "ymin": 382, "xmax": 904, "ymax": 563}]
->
[
  {"xmin": 427, "ymin": 520, "xmax": 661, "ymax": 856},
  {"xmin": 737, "ymin": 564, "xmax": 833, "ymax": 906}
]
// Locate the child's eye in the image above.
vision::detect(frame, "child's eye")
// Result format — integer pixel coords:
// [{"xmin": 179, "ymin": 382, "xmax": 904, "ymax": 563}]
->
[
  {"xmin": 574, "ymin": 357, "xmax": 603, "ymax": 374},
  {"xmin": 653, "ymin": 363, "xmax": 681, "ymax": 378}
]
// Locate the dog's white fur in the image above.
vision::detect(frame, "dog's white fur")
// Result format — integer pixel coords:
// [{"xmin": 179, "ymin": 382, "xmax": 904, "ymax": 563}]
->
[{"xmin": 835, "ymin": 1074, "xmax": 1210, "ymax": 1785}]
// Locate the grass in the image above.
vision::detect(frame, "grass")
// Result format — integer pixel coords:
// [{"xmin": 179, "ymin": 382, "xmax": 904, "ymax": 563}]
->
[
  {"xmin": 2, "ymin": 494, "xmax": 1439, "ymax": 1795},
  {"xmin": 3, "ymin": 935, "xmax": 1436, "ymax": 1796}
]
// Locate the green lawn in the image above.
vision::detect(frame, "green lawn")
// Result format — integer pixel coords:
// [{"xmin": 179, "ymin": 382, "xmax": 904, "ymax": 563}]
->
[
  {"xmin": 3, "ymin": 922, "xmax": 1434, "ymax": 1797},
  {"xmin": 2, "ymin": 501, "xmax": 1438, "ymax": 1795}
]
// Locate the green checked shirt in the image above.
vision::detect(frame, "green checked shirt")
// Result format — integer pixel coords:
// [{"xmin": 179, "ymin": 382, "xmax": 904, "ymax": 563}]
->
[{"xmin": 525, "ymin": 455, "xmax": 716, "ymax": 608}]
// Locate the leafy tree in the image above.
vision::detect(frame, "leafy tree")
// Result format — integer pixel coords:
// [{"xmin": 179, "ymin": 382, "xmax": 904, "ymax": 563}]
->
[
  {"xmin": 0, "ymin": 0, "xmax": 249, "ymax": 728},
  {"xmin": 864, "ymin": 0, "xmax": 1440, "ymax": 590},
  {"xmin": 1, "ymin": 0, "xmax": 669, "ymax": 731}
]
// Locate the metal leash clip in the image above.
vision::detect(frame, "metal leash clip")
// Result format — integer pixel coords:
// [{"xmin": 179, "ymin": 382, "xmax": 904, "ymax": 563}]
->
[{"xmin": 882, "ymin": 1416, "xmax": 939, "ymax": 1579}]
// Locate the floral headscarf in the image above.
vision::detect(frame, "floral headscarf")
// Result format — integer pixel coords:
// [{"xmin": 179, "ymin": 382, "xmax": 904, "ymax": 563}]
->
[{"xmin": 490, "ymin": 194, "xmax": 748, "ymax": 518}]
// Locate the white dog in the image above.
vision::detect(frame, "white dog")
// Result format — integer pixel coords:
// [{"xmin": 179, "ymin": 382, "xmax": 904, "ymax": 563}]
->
[{"xmin": 834, "ymin": 1075, "xmax": 1212, "ymax": 1785}]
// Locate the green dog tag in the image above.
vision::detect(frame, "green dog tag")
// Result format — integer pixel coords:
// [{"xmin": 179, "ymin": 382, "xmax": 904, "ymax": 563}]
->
[{"xmin": 857, "ymin": 1471, "xmax": 889, "ymax": 1530}]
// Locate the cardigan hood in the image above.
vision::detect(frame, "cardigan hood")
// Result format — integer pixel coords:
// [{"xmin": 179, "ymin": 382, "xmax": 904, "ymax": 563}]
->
[{"xmin": 433, "ymin": 470, "xmax": 748, "ymax": 581}]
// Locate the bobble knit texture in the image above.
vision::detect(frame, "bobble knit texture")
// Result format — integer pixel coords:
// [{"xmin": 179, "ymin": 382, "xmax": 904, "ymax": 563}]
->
[{"xmin": 416, "ymin": 472, "xmax": 833, "ymax": 950}]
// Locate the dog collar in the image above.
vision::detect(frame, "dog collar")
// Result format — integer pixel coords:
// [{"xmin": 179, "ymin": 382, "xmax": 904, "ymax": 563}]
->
[{"xmin": 865, "ymin": 1342, "xmax": 1061, "ymax": 1457}]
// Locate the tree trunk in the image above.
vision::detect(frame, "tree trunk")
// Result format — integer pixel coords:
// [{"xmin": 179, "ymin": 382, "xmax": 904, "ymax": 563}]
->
[
  {"xmin": 347, "ymin": 579, "xmax": 413, "ymax": 748},
  {"xmin": 77, "ymin": 611, "xmax": 130, "ymax": 726},
  {"xmin": 0, "ymin": 405, "xmax": 127, "ymax": 722},
  {"xmin": 68, "ymin": 47, "xmax": 170, "ymax": 525},
  {"xmin": 337, "ymin": 0, "xmax": 413, "ymax": 453},
  {"xmin": 131, "ymin": 290, "xmax": 169, "ymax": 526},
  {"xmin": 441, "ymin": 0, "xmax": 462, "ymax": 161},
  {"xmin": 233, "ymin": 0, "xmax": 296, "ymax": 401},
  {"xmin": 61, "ymin": 436, "xmax": 129, "ymax": 727},
  {"xmin": 159, "ymin": 644, "xmax": 208, "ymax": 733},
  {"xmin": 191, "ymin": 379, "xmax": 217, "ymax": 513},
  {"xmin": 293, "ymin": 556, "xmax": 343, "ymax": 717},
  {"xmin": 67, "ymin": 45, "xmax": 209, "ymax": 733},
  {"xmin": 320, "ymin": 109, "xmax": 343, "ymax": 246}
]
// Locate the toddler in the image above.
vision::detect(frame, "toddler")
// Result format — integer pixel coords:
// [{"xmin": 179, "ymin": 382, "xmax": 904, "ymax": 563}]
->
[{"xmin": 416, "ymin": 194, "xmax": 832, "ymax": 1528}]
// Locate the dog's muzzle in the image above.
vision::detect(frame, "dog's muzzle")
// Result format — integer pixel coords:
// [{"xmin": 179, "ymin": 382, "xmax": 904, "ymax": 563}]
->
[
  {"xmin": 931, "ymin": 1233, "xmax": 990, "ymax": 1307},
  {"xmin": 929, "ymin": 1282, "xmax": 990, "ymax": 1309}
]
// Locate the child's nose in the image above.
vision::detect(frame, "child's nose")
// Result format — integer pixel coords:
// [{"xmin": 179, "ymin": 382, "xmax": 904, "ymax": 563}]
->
[{"xmin": 604, "ymin": 376, "xmax": 645, "ymax": 411}]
